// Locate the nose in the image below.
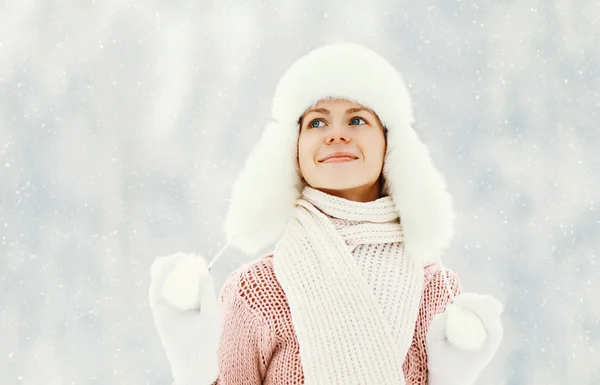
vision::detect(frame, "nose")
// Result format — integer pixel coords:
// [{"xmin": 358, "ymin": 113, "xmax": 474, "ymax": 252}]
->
[{"xmin": 325, "ymin": 123, "xmax": 351, "ymax": 144}]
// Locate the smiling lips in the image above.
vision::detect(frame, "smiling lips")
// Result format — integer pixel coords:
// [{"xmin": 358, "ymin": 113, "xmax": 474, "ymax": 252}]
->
[{"xmin": 318, "ymin": 152, "xmax": 359, "ymax": 163}]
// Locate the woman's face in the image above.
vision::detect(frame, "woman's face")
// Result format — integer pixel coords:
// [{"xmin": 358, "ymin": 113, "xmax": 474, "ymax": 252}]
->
[{"xmin": 297, "ymin": 98, "xmax": 387, "ymax": 202}]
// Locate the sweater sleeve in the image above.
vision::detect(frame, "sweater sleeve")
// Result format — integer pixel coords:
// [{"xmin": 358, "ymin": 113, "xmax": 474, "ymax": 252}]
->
[
  {"xmin": 211, "ymin": 270, "xmax": 275, "ymax": 385},
  {"xmin": 403, "ymin": 263, "xmax": 463, "ymax": 385}
]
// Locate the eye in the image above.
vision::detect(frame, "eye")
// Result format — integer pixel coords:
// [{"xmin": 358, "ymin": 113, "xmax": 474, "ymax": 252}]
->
[
  {"xmin": 350, "ymin": 117, "xmax": 367, "ymax": 125},
  {"xmin": 309, "ymin": 119, "xmax": 325, "ymax": 128}
]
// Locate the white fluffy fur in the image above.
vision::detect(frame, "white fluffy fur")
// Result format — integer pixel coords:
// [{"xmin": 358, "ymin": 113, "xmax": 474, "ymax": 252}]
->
[
  {"xmin": 224, "ymin": 42, "xmax": 455, "ymax": 264},
  {"xmin": 223, "ymin": 122, "xmax": 302, "ymax": 254},
  {"xmin": 427, "ymin": 292, "xmax": 504, "ymax": 385},
  {"xmin": 161, "ymin": 254, "xmax": 208, "ymax": 311},
  {"xmin": 445, "ymin": 303, "xmax": 488, "ymax": 350}
]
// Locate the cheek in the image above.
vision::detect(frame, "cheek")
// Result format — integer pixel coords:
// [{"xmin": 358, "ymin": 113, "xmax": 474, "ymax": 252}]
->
[
  {"xmin": 364, "ymin": 135, "xmax": 387, "ymax": 166},
  {"xmin": 297, "ymin": 135, "xmax": 314, "ymax": 170}
]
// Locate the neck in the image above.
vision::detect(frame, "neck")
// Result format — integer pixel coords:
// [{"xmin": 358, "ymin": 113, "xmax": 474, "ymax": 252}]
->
[
  {"xmin": 316, "ymin": 181, "xmax": 382, "ymax": 203},
  {"xmin": 301, "ymin": 184, "xmax": 399, "ymax": 224}
]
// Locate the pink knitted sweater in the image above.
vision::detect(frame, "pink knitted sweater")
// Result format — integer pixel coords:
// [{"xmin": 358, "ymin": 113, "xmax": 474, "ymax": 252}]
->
[{"xmin": 211, "ymin": 253, "xmax": 461, "ymax": 385}]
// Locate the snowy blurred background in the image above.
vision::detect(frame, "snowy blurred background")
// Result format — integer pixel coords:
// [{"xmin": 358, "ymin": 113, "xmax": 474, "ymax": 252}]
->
[{"xmin": 1, "ymin": 0, "xmax": 599, "ymax": 384}]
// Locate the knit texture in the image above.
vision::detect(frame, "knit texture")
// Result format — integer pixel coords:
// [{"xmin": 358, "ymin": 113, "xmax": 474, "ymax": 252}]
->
[
  {"xmin": 212, "ymin": 188, "xmax": 462, "ymax": 384},
  {"xmin": 271, "ymin": 187, "xmax": 423, "ymax": 384}
]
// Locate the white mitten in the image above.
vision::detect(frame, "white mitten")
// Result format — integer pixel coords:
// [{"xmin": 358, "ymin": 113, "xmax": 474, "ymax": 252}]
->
[
  {"xmin": 149, "ymin": 252, "xmax": 221, "ymax": 385},
  {"xmin": 426, "ymin": 293, "xmax": 504, "ymax": 385}
]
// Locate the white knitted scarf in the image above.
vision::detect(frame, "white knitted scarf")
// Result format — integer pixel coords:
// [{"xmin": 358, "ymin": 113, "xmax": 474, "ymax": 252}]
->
[{"xmin": 273, "ymin": 187, "xmax": 424, "ymax": 384}]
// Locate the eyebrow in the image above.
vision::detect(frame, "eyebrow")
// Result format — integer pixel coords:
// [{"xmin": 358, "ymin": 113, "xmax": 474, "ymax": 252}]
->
[
  {"xmin": 345, "ymin": 107, "xmax": 371, "ymax": 114},
  {"xmin": 304, "ymin": 107, "xmax": 372, "ymax": 116},
  {"xmin": 305, "ymin": 108, "xmax": 331, "ymax": 115}
]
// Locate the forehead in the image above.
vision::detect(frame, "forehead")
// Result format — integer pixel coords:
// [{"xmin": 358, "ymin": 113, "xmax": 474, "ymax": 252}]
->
[{"xmin": 311, "ymin": 98, "xmax": 367, "ymax": 111}]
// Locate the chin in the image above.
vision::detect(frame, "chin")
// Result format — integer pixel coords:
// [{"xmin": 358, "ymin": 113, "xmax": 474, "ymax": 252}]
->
[
  {"xmin": 318, "ymin": 184, "xmax": 362, "ymax": 192},
  {"xmin": 302, "ymin": 166, "xmax": 381, "ymax": 193},
  {"xmin": 314, "ymin": 178, "xmax": 373, "ymax": 192}
]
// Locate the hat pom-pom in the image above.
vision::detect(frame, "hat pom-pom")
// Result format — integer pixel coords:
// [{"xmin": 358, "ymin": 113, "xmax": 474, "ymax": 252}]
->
[
  {"xmin": 445, "ymin": 303, "xmax": 488, "ymax": 350},
  {"xmin": 161, "ymin": 255, "xmax": 208, "ymax": 311}
]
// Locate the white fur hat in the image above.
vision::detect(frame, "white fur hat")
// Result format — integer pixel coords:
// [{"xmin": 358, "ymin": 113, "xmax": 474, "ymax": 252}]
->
[{"xmin": 223, "ymin": 42, "xmax": 455, "ymax": 265}]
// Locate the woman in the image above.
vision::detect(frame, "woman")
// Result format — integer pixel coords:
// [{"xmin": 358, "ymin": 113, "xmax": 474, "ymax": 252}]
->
[{"xmin": 149, "ymin": 42, "xmax": 504, "ymax": 385}]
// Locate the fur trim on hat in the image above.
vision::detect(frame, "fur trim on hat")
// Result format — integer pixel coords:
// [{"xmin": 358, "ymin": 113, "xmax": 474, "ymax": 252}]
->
[{"xmin": 223, "ymin": 42, "xmax": 455, "ymax": 265}]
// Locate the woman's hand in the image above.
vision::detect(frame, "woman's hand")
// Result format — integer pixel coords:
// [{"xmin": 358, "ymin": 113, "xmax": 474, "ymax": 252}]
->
[
  {"xmin": 426, "ymin": 293, "xmax": 504, "ymax": 385},
  {"xmin": 149, "ymin": 253, "xmax": 221, "ymax": 385}
]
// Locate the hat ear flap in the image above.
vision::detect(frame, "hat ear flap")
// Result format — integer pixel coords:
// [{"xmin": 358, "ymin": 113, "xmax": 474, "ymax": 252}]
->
[
  {"xmin": 383, "ymin": 124, "xmax": 455, "ymax": 265},
  {"xmin": 224, "ymin": 121, "xmax": 302, "ymax": 255}
]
